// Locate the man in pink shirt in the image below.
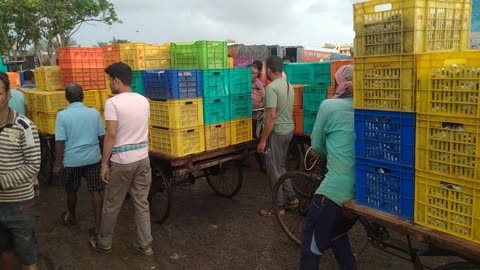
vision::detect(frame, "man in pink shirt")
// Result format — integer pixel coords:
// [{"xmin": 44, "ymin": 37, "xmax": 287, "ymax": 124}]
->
[{"xmin": 89, "ymin": 62, "xmax": 153, "ymax": 256}]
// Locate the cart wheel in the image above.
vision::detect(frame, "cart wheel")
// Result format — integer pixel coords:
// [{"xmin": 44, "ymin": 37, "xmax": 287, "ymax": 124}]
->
[
  {"xmin": 39, "ymin": 136, "xmax": 54, "ymax": 185},
  {"xmin": 286, "ymin": 139, "xmax": 302, "ymax": 171},
  {"xmin": 148, "ymin": 167, "xmax": 173, "ymax": 224},
  {"xmin": 434, "ymin": 262, "xmax": 480, "ymax": 270},
  {"xmin": 273, "ymin": 171, "xmax": 323, "ymax": 246},
  {"xmin": 206, "ymin": 160, "xmax": 243, "ymax": 198}
]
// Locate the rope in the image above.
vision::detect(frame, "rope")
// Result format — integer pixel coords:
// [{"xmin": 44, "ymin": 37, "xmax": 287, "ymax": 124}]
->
[{"xmin": 304, "ymin": 146, "xmax": 319, "ymax": 171}]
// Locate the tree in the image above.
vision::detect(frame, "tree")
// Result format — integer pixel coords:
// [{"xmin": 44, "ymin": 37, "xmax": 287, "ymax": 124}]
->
[{"xmin": 111, "ymin": 36, "xmax": 129, "ymax": 44}]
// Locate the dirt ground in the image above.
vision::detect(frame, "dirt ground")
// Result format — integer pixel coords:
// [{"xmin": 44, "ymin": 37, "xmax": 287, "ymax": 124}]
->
[{"xmin": 34, "ymin": 157, "xmax": 461, "ymax": 270}]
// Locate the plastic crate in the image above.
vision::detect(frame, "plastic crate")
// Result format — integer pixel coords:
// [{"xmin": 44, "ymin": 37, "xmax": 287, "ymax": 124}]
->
[
  {"xmin": 311, "ymin": 62, "xmax": 331, "ymax": 84},
  {"xmin": 149, "ymin": 126, "xmax": 205, "ymax": 157},
  {"xmin": 143, "ymin": 70, "xmax": 202, "ymax": 100},
  {"xmin": 303, "ymin": 110, "xmax": 318, "ymax": 135},
  {"xmin": 284, "ymin": 63, "xmax": 313, "ymax": 84},
  {"xmin": 293, "ymin": 108, "xmax": 304, "ymax": 134},
  {"xmin": 228, "ymin": 57, "xmax": 234, "ymax": 68},
  {"xmin": 196, "ymin": 41, "xmax": 228, "ymax": 69},
  {"xmin": 34, "ymin": 66, "xmax": 63, "ymax": 91},
  {"xmin": 303, "ymin": 84, "xmax": 329, "ymax": 112},
  {"xmin": 353, "ymin": 0, "xmax": 471, "ymax": 57},
  {"xmin": 99, "ymin": 90, "xmax": 108, "ymax": 110},
  {"xmin": 355, "ymin": 158, "xmax": 414, "ymax": 220},
  {"xmin": 131, "ymin": 71, "xmax": 144, "ymax": 95},
  {"xmin": 62, "ymin": 68, "xmax": 106, "ymax": 90},
  {"xmin": 204, "ymin": 97, "xmax": 230, "ymax": 124},
  {"xmin": 293, "ymin": 85, "xmax": 304, "ymax": 109},
  {"xmin": 0, "ymin": 65, "xmax": 7, "ymax": 73},
  {"xmin": 353, "ymin": 54, "xmax": 415, "ymax": 112},
  {"xmin": 58, "ymin": 47, "xmax": 104, "ymax": 69},
  {"xmin": 19, "ymin": 88, "xmax": 35, "ymax": 111},
  {"xmin": 36, "ymin": 112, "xmax": 57, "ymax": 134},
  {"xmin": 205, "ymin": 122, "xmax": 231, "ymax": 150},
  {"xmin": 34, "ymin": 91, "xmax": 69, "ymax": 113},
  {"xmin": 229, "ymin": 68, "xmax": 252, "ymax": 96},
  {"xmin": 149, "ymin": 98, "xmax": 203, "ymax": 129},
  {"xmin": 6, "ymin": 72, "xmax": 20, "ymax": 89},
  {"xmin": 328, "ymin": 86, "xmax": 335, "ymax": 99},
  {"xmin": 119, "ymin": 43, "xmax": 146, "ymax": 70},
  {"xmin": 416, "ymin": 114, "xmax": 480, "ymax": 182},
  {"xmin": 100, "ymin": 110, "xmax": 106, "ymax": 128},
  {"xmin": 355, "ymin": 109, "xmax": 415, "ymax": 166},
  {"xmin": 330, "ymin": 60, "xmax": 354, "ymax": 86},
  {"xmin": 103, "ymin": 45, "xmax": 120, "ymax": 67},
  {"xmin": 415, "ymin": 169, "xmax": 480, "ymax": 243},
  {"xmin": 145, "ymin": 44, "xmax": 171, "ymax": 70},
  {"xmin": 202, "ymin": 69, "xmax": 229, "ymax": 98},
  {"xmin": 417, "ymin": 51, "xmax": 480, "ymax": 117},
  {"xmin": 83, "ymin": 90, "xmax": 101, "ymax": 110},
  {"xmin": 230, "ymin": 94, "xmax": 252, "ymax": 120},
  {"xmin": 230, "ymin": 117, "xmax": 252, "ymax": 145},
  {"xmin": 170, "ymin": 42, "xmax": 197, "ymax": 69}
]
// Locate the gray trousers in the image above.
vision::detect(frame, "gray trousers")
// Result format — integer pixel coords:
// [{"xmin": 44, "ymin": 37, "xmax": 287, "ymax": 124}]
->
[
  {"xmin": 98, "ymin": 157, "xmax": 153, "ymax": 248},
  {"xmin": 265, "ymin": 131, "xmax": 295, "ymax": 206}
]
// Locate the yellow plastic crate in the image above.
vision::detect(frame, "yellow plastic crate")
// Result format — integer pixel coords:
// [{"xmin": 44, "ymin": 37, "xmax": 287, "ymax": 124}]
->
[
  {"xmin": 415, "ymin": 169, "xmax": 480, "ymax": 244},
  {"xmin": 230, "ymin": 117, "xmax": 252, "ymax": 145},
  {"xmin": 416, "ymin": 113, "xmax": 480, "ymax": 182},
  {"xmin": 354, "ymin": 0, "xmax": 471, "ymax": 56},
  {"xmin": 119, "ymin": 43, "xmax": 146, "ymax": 70},
  {"xmin": 354, "ymin": 54, "xmax": 415, "ymax": 112},
  {"xmin": 36, "ymin": 112, "xmax": 57, "ymax": 134},
  {"xmin": 416, "ymin": 51, "xmax": 480, "ymax": 118},
  {"xmin": 100, "ymin": 110, "xmax": 106, "ymax": 128},
  {"xmin": 19, "ymin": 88, "xmax": 36, "ymax": 111},
  {"xmin": 33, "ymin": 91, "xmax": 69, "ymax": 113},
  {"xmin": 205, "ymin": 122, "xmax": 231, "ymax": 151},
  {"xmin": 149, "ymin": 98, "xmax": 203, "ymax": 129},
  {"xmin": 83, "ymin": 90, "xmax": 101, "ymax": 110},
  {"xmin": 98, "ymin": 90, "xmax": 108, "ymax": 109},
  {"xmin": 34, "ymin": 66, "xmax": 63, "ymax": 91},
  {"xmin": 145, "ymin": 44, "xmax": 171, "ymax": 70},
  {"xmin": 149, "ymin": 126, "xmax": 205, "ymax": 157},
  {"xmin": 228, "ymin": 57, "xmax": 234, "ymax": 68}
]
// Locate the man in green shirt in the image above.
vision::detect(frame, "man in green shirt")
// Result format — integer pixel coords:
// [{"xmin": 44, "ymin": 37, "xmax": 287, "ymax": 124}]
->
[
  {"xmin": 257, "ymin": 56, "xmax": 297, "ymax": 216},
  {"xmin": 300, "ymin": 65, "xmax": 357, "ymax": 269}
]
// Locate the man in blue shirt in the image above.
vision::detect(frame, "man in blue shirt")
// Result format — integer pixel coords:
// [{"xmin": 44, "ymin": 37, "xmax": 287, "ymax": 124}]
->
[
  {"xmin": 8, "ymin": 89, "xmax": 26, "ymax": 115},
  {"xmin": 22, "ymin": 70, "xmax": 36, "ymax": 89},
  {"xmin": 53, "ymin": 83, "xmax": 105, "ymax": 236}
]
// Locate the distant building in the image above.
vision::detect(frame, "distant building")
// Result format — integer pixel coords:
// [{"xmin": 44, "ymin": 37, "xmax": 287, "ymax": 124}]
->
[{"xmin": 336, "ymin": 44, "xmax": 353, "ymax": 56}]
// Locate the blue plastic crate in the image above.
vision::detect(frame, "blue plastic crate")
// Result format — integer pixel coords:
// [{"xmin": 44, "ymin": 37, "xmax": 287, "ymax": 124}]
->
[
  {"xmin": 354, "ymin": 109, "xmax": 415, "ymax": 167},
  {"xmin": 311, "ymin": 62, "xmax": 331, "ymax": 84},
  {"xmin": 229, "ymin": 68, "xmax": 252, "ymax": 96},
  {"xmin": 204, "ymin": 97, "xmax": 230, "ymax": 124},
  {"xmin": 230, "ymin": 94, "xmax": 252, "ymax": 120},
  {"xmin": 303, "ymin": 84, "xmax": 329, "ymax": 112},
  {"xmin": 202, "ymin": 69, "xmax": 229, "ymax": 98},
  {"xmin": 355, "ymin": 158, "xmax": 414, "ymax": 220},
  {"xmin": 143, "ymin": 70, "xmax": 202, "ymax": 100},
  {"xmin": 303, "ymin": 110, "xmax": 318, "ymax": 134}
]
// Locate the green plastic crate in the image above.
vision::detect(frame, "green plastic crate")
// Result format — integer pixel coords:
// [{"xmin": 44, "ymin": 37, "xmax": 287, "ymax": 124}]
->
[
  {"xmin": 284, "ymin": 62, "xmax": 331, "ymax": 84},
  {"xmin": 171, "ymin": 41, "xmax": 228, "ymax": 69},
  {"xmin": 202, "ymin": 69, "xmax": 229, "ymax": 98},
  {"xmin": 229, "ymin": 68, "xmax": 252, "ymax": 96},
  {"xmin": 303, "ymin": 84, "xmax": 329, "ymax": 111},
  {"xmin": 132, "ymin": 71, "xmax": 144, "ymax": 95},
  {"xmin": 171, "ymin": 43, "xmax": 198, "ymax": 69}
]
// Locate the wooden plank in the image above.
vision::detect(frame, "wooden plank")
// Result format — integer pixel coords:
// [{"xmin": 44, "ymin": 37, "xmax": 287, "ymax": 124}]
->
[
  {"xmin": 343, "ymin": 200, "xmax": 480, "ymax": 261},
  {"xmin": 172, "ymin": 153, "xmax": 243, "ymax": 177}
]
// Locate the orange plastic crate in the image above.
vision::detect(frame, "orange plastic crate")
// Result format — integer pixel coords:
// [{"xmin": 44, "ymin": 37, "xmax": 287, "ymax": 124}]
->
[
  {"xmin": 6, "ymin": 72, "xmax": 20, "ymax": 89},
  {"xmin": 103, "ymin": 45, "xmax": 120, "ymax": 67},
  {"xmin": 293, "ymin": 85, "xmax": 304, "ymax": 110},
  {"xmin": 293, "ymin": 109, "xmax": 304, "ymax": 134},
  {"xmin": 328, "ymin": 86, "xmax": 335, "ymax": 99},
  {"xmin": 62, "ymin": 68, "xmax": 106, "ymax": 90},
  {"xmin": 330, "ymin": 59, "xmax": 353, "ymax": 86},
  {"xmin": 58, "ymin": 47, "xmax": 104, "ymax": 69}
]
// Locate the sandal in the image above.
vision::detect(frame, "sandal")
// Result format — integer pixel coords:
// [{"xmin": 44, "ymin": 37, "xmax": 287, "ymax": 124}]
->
[
  {"xmin": 259, "ymin": 208, "xmax": 285, "ymax": 216},
  {"xmin": 285, "ymin": 198, "xmax": 300, "ymax": 210},
  {"xmin": 89, "ymin": 235, "xmax": 112, "ymax": 254},
  {"xmin": 61, "ymin": 212, "xmax": 78, "ymax": 227},
  {"xmin": 133, "ymin": 242, "xmax": 154, "ymax": 256}
]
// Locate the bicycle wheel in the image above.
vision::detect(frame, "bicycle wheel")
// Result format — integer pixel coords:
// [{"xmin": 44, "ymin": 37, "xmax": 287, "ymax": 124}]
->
[
  {"xmin": 434, "ymin": 262, "xmax": 480, "ymax": 270},
  {"xmin": 272, "ymin": 171, "xmax": 323, "ymax": 245},
  {"xmin": 149, "ymin": 166, "xmax": 173, "ymax": 224},
  {"xmin": 206, "ymin": 160, "xmax": 243, "ymax": 198}
]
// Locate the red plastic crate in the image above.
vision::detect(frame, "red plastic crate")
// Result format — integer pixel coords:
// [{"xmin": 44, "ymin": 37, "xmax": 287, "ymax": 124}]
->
[
  {"xmin": 328, "ymin": 86, "xmax": 335, "ymax": 99},
  {"xmin": 293, "ymin": 85, "xmax": 304, "ymax": 110},
  {"xmin": 293, "ymin": 108, "xmax": 304, "ymax": 134},
  {"xmin": 6, "ymin": 72, "xmax": 20, "ymax": 89},
  {"xmin": 103, "ymin": 45, "xmax": 120, "ymax": 67},
  {"xmin": 58, "ymin": 47, "xmax": 104, "ymax": 69},
  {"xmin": 330, "ymin": 59, "xmax": 353, "ymax": 86},
  {"xmin": 61, "ymin": 68, "xmax": 106, "ymax": 90}
]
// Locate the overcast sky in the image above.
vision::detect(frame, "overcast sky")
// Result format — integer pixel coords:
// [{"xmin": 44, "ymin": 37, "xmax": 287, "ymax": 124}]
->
[{"xmin": 74, "ymin": 0, "xmax": 358, "ymax": 48}]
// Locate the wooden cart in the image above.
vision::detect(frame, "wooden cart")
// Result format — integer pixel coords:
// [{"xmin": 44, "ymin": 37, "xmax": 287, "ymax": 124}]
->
[{"xmin": 148, "ymin": 140, "xmax": 257, "ymax": 223}]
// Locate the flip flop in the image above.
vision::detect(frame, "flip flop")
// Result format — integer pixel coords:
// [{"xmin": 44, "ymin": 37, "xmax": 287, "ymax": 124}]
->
[
  {"xmin": 61, "ymin": 212, "xmax": 78, "ymax": 227},
  {"xmin": 89, "ymin": 236, "xmax": 112, "ymax": 254},
  {"xmin": 133, "ymin": 242, "xmax": 154, "ymax": 256},
  {"xmin": 284, "ymin": 198, "xmax": 300, "ymax": 210}
]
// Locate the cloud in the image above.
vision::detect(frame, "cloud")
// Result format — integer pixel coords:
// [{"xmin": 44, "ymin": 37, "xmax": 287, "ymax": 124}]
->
[{"xmin": 74, "ymin": 0, "xmax": 355, "ymax": 48}]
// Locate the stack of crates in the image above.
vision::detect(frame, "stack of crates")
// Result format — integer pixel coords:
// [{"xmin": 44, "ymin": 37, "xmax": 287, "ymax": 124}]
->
[
  {"xmin": 292, "ymin": 85, "xmax": 304, "ymax": 133},
  {"xmin": 58, "ymin": 47, "xmax": 106, "ymax": 90},
  {"xmin": 414, "ymin": 51, "xmax": 480, "ymax": 244},
  {"xmin": 353, "ymin": 0, "xmax": 472, "ymax": 221},
  {"xmin": 228, "ymin": 68, "xmax": 253, "ymax": 145}
]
